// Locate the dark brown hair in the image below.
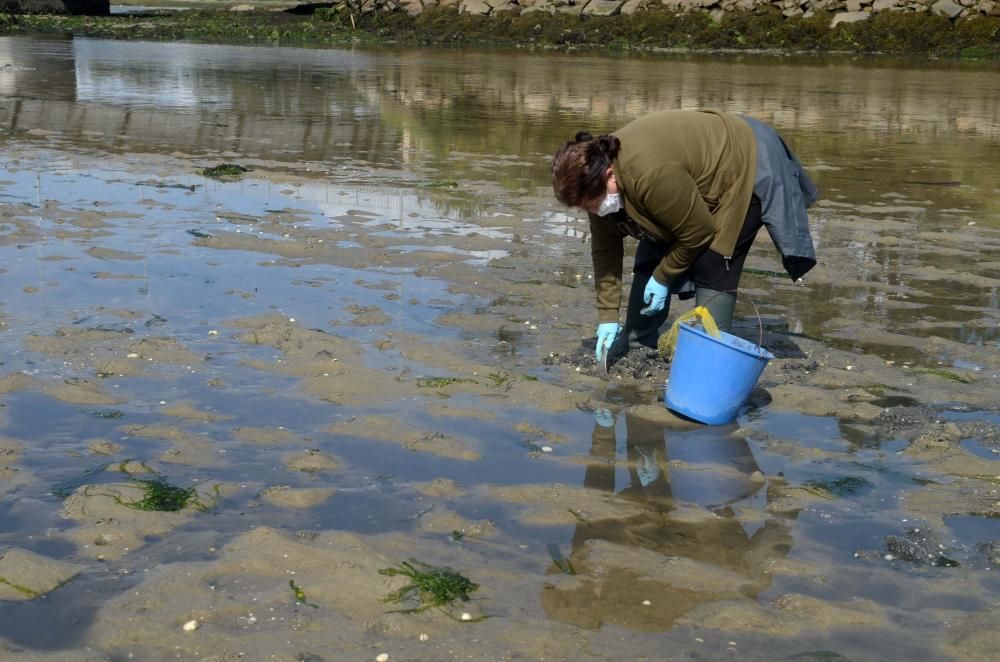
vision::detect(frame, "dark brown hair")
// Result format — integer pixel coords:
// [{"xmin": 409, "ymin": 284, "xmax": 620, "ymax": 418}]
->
[{"xmin": 551, "ymin": 131, "xmax": 621, "ymax": 207}]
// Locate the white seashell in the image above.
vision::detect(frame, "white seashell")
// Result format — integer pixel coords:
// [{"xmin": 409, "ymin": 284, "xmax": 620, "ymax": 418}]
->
[{"xmin": 182, "ymin": 620, "xmax": 199, "ymax": 631}]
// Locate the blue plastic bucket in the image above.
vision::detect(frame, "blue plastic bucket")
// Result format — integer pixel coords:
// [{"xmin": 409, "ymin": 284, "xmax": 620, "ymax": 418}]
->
[{"xmin": 665, "ymin": 323, "xmax": 774, "ymax": 425}]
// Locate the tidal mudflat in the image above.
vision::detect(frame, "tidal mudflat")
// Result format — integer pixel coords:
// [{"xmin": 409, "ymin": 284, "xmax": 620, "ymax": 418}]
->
[{"xmin": 0, "ymin": 35, "xmax": 998, "ymax": 660}]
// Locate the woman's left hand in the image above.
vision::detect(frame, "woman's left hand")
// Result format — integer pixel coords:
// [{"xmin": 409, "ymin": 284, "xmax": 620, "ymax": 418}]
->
[{"xmin": 640, "ymin": 278, "xmax": 669, "ymax": 316}]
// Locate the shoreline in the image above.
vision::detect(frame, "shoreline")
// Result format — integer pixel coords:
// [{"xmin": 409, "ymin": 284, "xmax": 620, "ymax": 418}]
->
[{"xmin": 2, "ymin": 7, "xmax": 998, "ymax": 59}]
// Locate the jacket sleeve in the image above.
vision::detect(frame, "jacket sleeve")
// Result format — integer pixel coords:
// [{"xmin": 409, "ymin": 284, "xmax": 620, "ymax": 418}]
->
[
  {"xmin": 636, "ymin": 162, "xmax": 716, "ymax": 285},
  {"xmin": 588, "ymin": 213, "xmax": 625, "ymax": 323}
]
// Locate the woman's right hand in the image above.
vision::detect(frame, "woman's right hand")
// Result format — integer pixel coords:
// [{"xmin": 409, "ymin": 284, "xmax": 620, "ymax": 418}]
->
[{"xmin": 595, "ymin": 322, "xmax": 621, "ymax": 361}]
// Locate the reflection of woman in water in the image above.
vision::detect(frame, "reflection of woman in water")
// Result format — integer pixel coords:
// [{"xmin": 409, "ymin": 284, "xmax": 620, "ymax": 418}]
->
[{"xmin": 542, "ymin": 412, "xmax": 796, "ymax": 632}]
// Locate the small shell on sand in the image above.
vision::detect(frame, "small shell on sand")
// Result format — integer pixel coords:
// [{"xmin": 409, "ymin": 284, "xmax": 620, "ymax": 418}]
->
[
  {"xmin": 375, "ymin": 654, "xmax": 389, "ymax": 662},
  {"xmin": 182, "ymin": 620, "xmax": 199, "ymax": 631}
]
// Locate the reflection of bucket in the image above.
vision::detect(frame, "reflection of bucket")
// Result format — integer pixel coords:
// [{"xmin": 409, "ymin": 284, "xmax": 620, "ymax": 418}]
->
[{"xmin": 665, "ymin": 324, "xmax": 774, "ymax": 425}]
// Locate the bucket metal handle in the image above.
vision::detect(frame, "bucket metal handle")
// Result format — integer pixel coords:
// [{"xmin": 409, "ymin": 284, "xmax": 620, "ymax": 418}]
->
[{"xmin": 698, "ymin": 289, "xmax": 765, "ymax": 350}]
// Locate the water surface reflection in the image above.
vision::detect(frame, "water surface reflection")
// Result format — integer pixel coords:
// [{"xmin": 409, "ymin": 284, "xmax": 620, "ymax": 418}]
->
[{"xmin": 543, "ymin": 412, "xmax": 791, "ymax": 631}]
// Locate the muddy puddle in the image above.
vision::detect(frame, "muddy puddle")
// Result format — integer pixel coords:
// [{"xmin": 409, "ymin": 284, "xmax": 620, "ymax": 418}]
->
[{"xmin": 0, "ymin": 34, "xmax": 998, "ymax": 661}]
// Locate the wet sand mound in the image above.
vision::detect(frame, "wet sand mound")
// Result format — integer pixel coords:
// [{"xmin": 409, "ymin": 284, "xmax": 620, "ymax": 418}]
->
[{"xmin": 330, "ymin": 415, "xmax": 480, "ymax": 461}]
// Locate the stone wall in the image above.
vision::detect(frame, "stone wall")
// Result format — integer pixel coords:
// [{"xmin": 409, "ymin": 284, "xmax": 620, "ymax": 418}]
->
[
  {"xmin": 340, "ymin": 0, "xmax": 1000, "ymax": 22},
  {"xmin": 0, "ymin": 0, "xmax": 110, "ymax": 15}
]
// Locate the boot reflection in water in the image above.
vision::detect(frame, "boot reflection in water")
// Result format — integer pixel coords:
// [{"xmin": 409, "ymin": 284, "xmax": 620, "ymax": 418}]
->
[{"xmin": 541, "ymin": 411, "xmax": 796, "ymax": 632}]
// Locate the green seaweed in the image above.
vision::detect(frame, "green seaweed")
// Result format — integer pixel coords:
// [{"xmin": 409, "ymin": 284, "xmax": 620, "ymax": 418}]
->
[
  {"xmin": 86, "ymin": 409, "xmax": 125, "ymax": 419},
  {"xmin": 799, "ymin": 484, "xmax": 836, "ymax": 500},
  {"xmin": 137, "ymin": 179, "xmax": 197, "ymax": 191},
  {"xmin": 934, "ymin": 555, "xmax": 960, "ymax": 568},
  {"xmin": 426, "ymin": 179, "xmax": 459, "ymax": 188},
  {"xmin": 0, "ymin": 576, "xmax": 40, "ymax": 599},
  {"xmin": 568, "ymin": 508, "xmax": 590, "ymax": 524},
  {"xmin": 186, "ymin": 229, "xmax": 213, "ymax": 239},
  {"xmin": 743, "ymin": 267, "xmax": 787, "ymax": 279},
  {"xmin": 117, "ymin": 460, "xmax": 155, "ymax": 475},
  {"xmin": 546, "ymin": 543, "xmax": 576, "ymax": 576},
  {"xmin": 416, "ymin": 376, "xmax": 475, "ymax": 388},
  {"xmin": 289, "ymin": 579, "xmax": 320, "ymax": 608},
  {"xmin": 859, "ymin": 383, "xmax": 894, "ymax": 396},
  {"xmin": 912, "ymin": 368, "xmax": 973, "ymax": 383},
  {"xmin": 803, "ymin": 476, "xmax": 871, "ymax": 498},
  {"xmin": 450, "ymin": 530, "xmax": 465, "ymax": 542},
  {"xmin": 201, "ymin": 163, "xmax": 249, "ymax": 178},
  {"xmin": 487, "ymin": 372, "xmax": 514, "ymax": 387},
  {"xmin": 120, "ymin": 478, "xmax": 198, "ymax": 512},
  {"xmin": 379, "ymin": 559, "xmax": 480, "ymax": 618}
]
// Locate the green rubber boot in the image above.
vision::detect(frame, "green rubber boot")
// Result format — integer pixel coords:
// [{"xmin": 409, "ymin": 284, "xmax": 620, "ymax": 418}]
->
[
  {"xmin": 622, "ymin": 238, "xmax": 672, "ymax": 350},
  {"xmin": 695, "ymin": 288, "xmax": 736, "ymax": 333}
]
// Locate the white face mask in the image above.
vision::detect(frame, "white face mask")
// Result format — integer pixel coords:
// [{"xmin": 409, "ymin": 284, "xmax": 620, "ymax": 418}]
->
[{"xmin": 595, "ymin": 192, "xmax": 622, "ymax": 217}]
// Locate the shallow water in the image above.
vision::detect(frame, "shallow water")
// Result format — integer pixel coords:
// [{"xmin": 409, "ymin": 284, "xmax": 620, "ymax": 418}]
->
[{"xmin": 0, "ymin": 35, "xmax": 999, "ymax": 660}]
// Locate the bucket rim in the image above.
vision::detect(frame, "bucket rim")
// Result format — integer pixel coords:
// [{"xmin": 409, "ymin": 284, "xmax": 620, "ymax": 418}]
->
[{"xmin": 677, "ymin": 322, "xmax": 774, "ymax": 361}]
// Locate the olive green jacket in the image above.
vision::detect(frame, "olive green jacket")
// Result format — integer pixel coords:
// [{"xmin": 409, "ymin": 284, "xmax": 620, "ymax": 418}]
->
[{"xmin": 590, "ymin": 110, "xmax": 757, "ymax": 323}]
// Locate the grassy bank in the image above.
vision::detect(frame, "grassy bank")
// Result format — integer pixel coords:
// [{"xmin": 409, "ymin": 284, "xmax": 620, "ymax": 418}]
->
[{"xmin": 3, "ymin": 7, "xmax": 999, "ymax": 59}]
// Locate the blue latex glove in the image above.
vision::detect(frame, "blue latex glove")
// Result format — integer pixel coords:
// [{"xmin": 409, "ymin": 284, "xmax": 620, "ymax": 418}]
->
[
  {"xmin": 595, "ymin": 322, "xmax": 620, "ymax": 361},
  {"xmin": 594, "ymin": 408, "xmax": 615, "ymax": 428},
  {"xmin": 640, "ymin": 278, "xmax": 669, "ymax": 316}
]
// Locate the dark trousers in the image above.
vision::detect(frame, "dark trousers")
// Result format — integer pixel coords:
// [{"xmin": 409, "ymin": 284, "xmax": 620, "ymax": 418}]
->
[{"xmin": 624, "ymin": 195, "xmax": 764, "ymax": 348}]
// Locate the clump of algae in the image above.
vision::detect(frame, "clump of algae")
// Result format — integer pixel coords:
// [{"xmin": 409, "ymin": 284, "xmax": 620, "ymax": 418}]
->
[
  {"xmin": 379, "ymin": 559, "xmax": 481, "ymax": 619},
  {"xmin": 56, "ymin": 459, "xmax": 217, "ymax": 512},
  {"xmin": 201, "ymin": 163, "xmax": 249, "ymax": 178},
  {"xmin": 121, "ymin": 478, "xmax": 198, "ymax": 512}
]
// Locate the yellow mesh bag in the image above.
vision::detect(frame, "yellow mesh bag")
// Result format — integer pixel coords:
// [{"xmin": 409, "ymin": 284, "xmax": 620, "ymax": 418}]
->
[{"xmin": 657, "ymin": 306, "xmax": 721, "ymax": 360}]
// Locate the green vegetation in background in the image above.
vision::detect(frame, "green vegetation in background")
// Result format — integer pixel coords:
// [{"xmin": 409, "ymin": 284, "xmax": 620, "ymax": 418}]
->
[{"xmin": 4, "ymin": 8, "xmax": 999, "ymax": 59}]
